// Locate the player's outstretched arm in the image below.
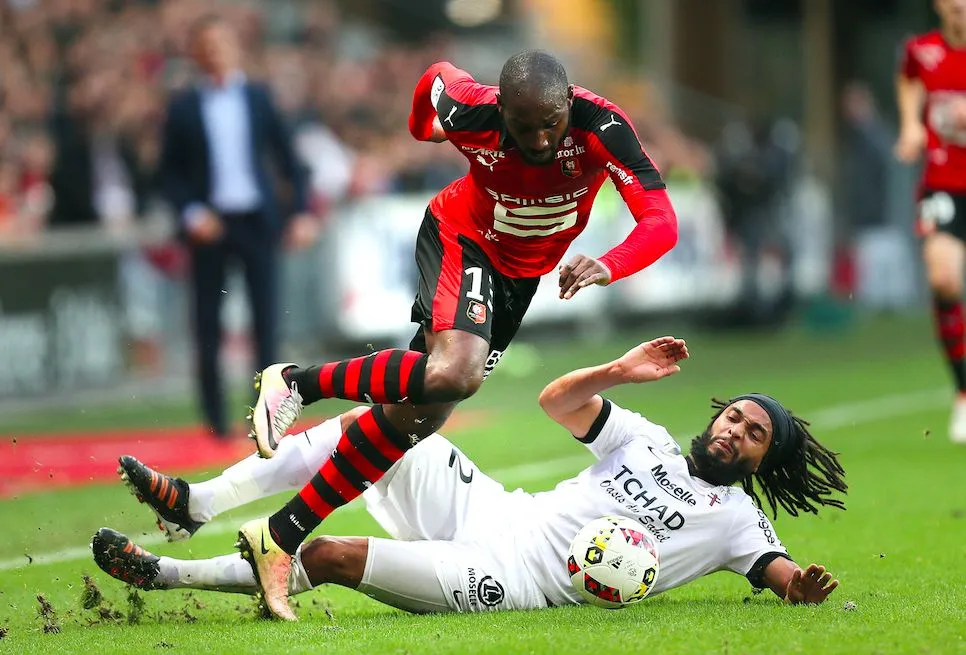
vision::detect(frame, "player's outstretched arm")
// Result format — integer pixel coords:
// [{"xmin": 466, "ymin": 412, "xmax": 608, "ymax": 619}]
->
[
  {"xmin": 894, "ymin": 73, "xmax": 926, "ymax": 163},
  {"xmin": 762, "ymin": 557, "xmax": 839, "ymax": 605},
  {"xmin": 538, "ymin": 337, "xmax": 688, "ymax": 437}
]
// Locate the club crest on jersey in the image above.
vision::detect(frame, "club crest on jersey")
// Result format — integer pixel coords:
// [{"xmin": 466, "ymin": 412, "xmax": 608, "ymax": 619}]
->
[
  {"xmin": 467, "ymin": 301, "xmax": 487, "ymax": 325},
  {"xmin": 913, "ymin": 43, "xmax": 946, "ymax": 71},
  {"xmin": 561, "ymin": 158, "xmax": 582, "ymax": 178}
]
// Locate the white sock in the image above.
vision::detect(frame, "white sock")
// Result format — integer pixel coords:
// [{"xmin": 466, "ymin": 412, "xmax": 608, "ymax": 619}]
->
[
  {"xmin": 188, "ymin": 417, "xmax": 345, "ymax": 522},
  {"xmin": 156, "ymin": 545, "xmax": 315, "ymax": 595},
  {"xmin": 156, "ymin": 553, "xmax": 257, "ymax": 593},
  {"xmin": 290, "ymin": 545, "xmax": 314, "ymax": 594}
]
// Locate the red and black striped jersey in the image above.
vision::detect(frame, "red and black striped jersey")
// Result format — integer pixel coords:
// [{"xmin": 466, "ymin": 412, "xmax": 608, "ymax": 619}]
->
[
  {"xmin": 900, "ymin": 31, "xmax": 966, "ymax": 193},
  {"xmin": 409, "ymin": 62, "xmax": 677, "ymax": 280}
]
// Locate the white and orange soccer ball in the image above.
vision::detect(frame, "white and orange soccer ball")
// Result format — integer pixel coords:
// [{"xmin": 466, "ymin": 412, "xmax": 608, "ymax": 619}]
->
[{"xmin": 567, "ymin": 516, "xmax": 660, "ymax": 609}]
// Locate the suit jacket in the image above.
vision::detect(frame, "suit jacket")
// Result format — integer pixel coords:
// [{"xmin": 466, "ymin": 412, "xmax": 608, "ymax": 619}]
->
[{"xmin": 159, "ymin": 80, "xmax": 308, "ymax": 241}]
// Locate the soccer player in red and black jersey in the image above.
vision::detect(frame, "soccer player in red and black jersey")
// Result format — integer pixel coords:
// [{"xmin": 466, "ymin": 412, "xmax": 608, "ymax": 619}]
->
[
  {"xmin": 230, "ymin": 50, "xmax": 679, "ymax": 619},
  {"xmin": 896, "ymin": 0, "xmax": 966, "ymax": 443}
]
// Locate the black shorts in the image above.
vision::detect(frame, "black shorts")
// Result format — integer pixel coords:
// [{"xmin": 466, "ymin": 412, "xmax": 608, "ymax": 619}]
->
[
  {"xmin": 918, "ymin": 190, "xmax": 966, "ymax": 241},
  {"xmin": 409, "ymin": 208, "xmax": 540, "ymax": 377}
]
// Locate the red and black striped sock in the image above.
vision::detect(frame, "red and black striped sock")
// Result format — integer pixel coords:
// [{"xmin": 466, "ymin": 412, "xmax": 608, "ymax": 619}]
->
[
  {"xmin": 934, "ymin": 297, "xmax": 966, "ymax": 392},
  {"xmin": 283, "ymin": 350, "xmax": 428, "ymax": 406},
  {"xmin": 267, "ymin": 405, "xmax": 411, "ymax": 554}
]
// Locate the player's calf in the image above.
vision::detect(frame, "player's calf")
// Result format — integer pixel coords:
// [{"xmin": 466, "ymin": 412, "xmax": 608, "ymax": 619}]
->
[{"xmin": 299, "ymin": 535, "xmax": 368, "ymax": 588}]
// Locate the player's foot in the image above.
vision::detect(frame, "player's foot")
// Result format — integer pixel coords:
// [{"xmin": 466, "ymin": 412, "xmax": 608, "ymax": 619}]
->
[
  {"xmin": 118, "ymin": 455, "xmax": 204, "ymax": 542},
  {"xmin": 235, "ymin": 517, "xmax": 297, "ymax": 621},
  {"xmin": 248, "ymin": 362, "xmax": 302, "ymax": 459},
  {"xmin": 950, "ymin": 396, "xmax": 966, "ymax": 444},
  {"xmin": 91, "ymin": 527, "xmax": 164, "ymax": 590}
]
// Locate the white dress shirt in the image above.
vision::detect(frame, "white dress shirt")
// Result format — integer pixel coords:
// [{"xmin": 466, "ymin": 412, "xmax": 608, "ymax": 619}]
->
[{"xmin": 197, "ymin": 71, "xmax": 262, "ymax": 215}]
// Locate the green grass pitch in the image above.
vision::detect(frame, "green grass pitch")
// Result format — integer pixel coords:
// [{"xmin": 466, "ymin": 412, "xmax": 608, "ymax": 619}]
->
[{"xmin": 1, "ymin": 316, "xmax": 964, "ymax": 654}]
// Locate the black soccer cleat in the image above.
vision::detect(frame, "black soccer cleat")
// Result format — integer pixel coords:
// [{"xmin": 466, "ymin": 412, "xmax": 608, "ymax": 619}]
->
[
  {"xmin": 91, "ymin": 527, "xmax": 164, "ymax": 590},
  {"xmin": 118, "ymin": 455, "xmax": 204, "ymax": 542}
]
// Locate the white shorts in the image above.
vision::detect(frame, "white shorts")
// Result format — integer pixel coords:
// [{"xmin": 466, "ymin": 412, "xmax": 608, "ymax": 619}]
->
[{"xmin": 361, "ymin": 435, "xmax": 548, "ymax": 613}]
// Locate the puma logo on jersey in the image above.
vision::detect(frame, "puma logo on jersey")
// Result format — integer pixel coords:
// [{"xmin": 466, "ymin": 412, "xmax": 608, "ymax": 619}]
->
[
  {"xmin": 599, "ymin": 115, "xmax": 622, "ymax": 132},
  {"xmin": 476, "ymin": 154, "xmax": 499, "ymax": 171},
  {"xmin": 442, "ymin": 105, "xmax": 457, "ymax": 127}
]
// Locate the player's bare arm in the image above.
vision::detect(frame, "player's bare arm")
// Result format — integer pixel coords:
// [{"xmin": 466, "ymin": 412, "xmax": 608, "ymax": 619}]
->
[
  {"xmin": 894, "ymin": 73, "xmax": 926, "ymax": 163},
  {"xmin": 762, "ymin": 558, "xmax": 839, "ymax": 605},
  {"xmin": 538, "ymin": 336, "xmax": 688, "ymax": 437}
]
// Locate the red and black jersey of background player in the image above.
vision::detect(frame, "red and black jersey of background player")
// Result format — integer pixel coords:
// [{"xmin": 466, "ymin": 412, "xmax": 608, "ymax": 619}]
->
[
  {"xmin": 900, "ymin": 31, "xmax": 966, "ymax": 194},
  {"xmin": 413, "ymin": 62, "xmax": 668, "ymax": 279}
]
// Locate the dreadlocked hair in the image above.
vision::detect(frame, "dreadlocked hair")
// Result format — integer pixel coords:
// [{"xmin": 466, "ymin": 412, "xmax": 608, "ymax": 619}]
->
[{"xmin": 710, "ymin": 398, "xmax": 848, "ymax": 519}]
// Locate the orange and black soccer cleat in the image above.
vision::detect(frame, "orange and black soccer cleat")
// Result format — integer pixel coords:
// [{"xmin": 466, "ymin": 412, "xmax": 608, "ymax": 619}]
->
[
  {"xmin": 91, "ymin": 527, "xmax": 164, "ymax": 590},
  {"xmin": 118, "ymin": 455, "xmax": 204, "ymax": 541}
]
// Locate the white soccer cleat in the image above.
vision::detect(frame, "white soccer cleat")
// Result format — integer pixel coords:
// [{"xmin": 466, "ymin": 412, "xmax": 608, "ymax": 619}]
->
[
  {"xmin": 950, "ymin": 396, "xmax": 966, "ymax": 445},
  {"xmin": 236, "ymin": 517, "xmax": 297, "ymax": 621},
  {"xmin": 248, "ymin": 363, "xmax": 302, "ymax": 459}
]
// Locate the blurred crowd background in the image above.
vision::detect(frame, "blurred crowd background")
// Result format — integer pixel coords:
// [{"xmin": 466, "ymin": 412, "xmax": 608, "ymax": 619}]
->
[{"xmin": 0, "ymin": 0, "xmax": 941, "ymax": 411}]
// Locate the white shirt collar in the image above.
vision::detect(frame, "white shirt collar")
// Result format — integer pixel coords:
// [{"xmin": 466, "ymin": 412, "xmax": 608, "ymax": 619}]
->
[{"xmin": 201, "ymin": 70, "xmax": 247, "ymax": 91}]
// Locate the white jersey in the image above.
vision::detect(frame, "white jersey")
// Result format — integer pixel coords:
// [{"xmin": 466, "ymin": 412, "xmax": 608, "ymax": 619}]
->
[{"xmin": 517, "ymin": 400, "xmax": 788, "ymax": 607}]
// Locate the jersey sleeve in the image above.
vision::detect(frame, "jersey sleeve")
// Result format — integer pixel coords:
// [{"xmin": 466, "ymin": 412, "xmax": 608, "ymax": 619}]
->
[
  {"xmin": 582, "ymin": 103, "xmax": 678, "ymax": 282},
  {"xmin": 408, "ymin": 61, "xmax": 499, "ymax": 144},
  {"xmin": 576, "ymin": 399, "xmax": 680, "ymax": 459},
  {"xmin": 898, "ymin": 37, "xmax": 920, "ymax": 80},
  {"xmin": 723, "ymin": 497, "xmax": 790, "ymax": 586}
]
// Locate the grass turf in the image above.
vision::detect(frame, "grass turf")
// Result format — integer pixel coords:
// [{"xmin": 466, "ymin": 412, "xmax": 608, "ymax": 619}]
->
[{"xmin": 1, "ymin": 315, "xmax": 964, "ymax": 654}]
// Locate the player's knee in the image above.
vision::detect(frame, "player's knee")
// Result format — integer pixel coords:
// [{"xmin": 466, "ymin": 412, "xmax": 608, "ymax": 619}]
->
[
  {"xmin": 929, "ymin": 270, "xmax": 962, "ymax": 299},
  {"xmin": 340, "ymin": 406, "xmax": 370, "ymax": 432},
  {"xmin": 423, "ymin": 361, "xmax": 485, "ymax": 402}
]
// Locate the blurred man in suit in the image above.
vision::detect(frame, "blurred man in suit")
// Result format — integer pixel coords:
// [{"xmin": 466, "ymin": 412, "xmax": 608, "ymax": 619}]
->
[{"xmin": 160, "ymin": 15, "xmax": 315, "ymax": 439}]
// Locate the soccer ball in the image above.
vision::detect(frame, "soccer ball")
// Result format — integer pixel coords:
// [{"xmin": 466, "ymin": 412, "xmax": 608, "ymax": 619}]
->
[{"xmin": 567, "ymin": 516, "xmax": 660, "ymax": 609}]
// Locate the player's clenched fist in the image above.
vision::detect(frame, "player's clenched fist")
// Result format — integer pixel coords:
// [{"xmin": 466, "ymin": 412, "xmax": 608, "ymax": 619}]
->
[
  {"xmin": 894, "ymin": 122, "xmax": 927, "ymax": 163},
  {"xmin": 558, "ymin": 254, "xmax": 612, "ymax": 300}
]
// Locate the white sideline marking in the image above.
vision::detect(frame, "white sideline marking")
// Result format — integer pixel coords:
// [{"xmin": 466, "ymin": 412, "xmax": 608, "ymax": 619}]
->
[
  {"xmin": 0, "ymin": 387, "xmax": 950, "ymax": 573},
  {"xmin": 808, "ymin": 387, "xmax": 947, "ymax": 430}
]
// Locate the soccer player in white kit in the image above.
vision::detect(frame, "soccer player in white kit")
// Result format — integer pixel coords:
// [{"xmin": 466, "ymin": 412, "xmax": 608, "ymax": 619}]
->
[{"xmin": 94, "ymin": 336, "xmax": 845, "ymax": 614}]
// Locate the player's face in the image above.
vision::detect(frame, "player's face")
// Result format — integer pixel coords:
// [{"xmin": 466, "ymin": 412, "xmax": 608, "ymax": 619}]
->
[
  {"xmin": 193, "ymin": 23, "xmax": 240, "ymax": 78},
  {"xmin": 937, "ymin": 0, "xmax": 966, "ymax": 32},
  {"xmin": 690, "ymin": 401, "xmax": 774, "ymax": 486},
  {"xmin": 708, "ymin": 400, "xmax": 773, "ymax": 470},
  {"xmin": 498, "ymin": 88, "xmax": 573, "ymax": 166}
]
